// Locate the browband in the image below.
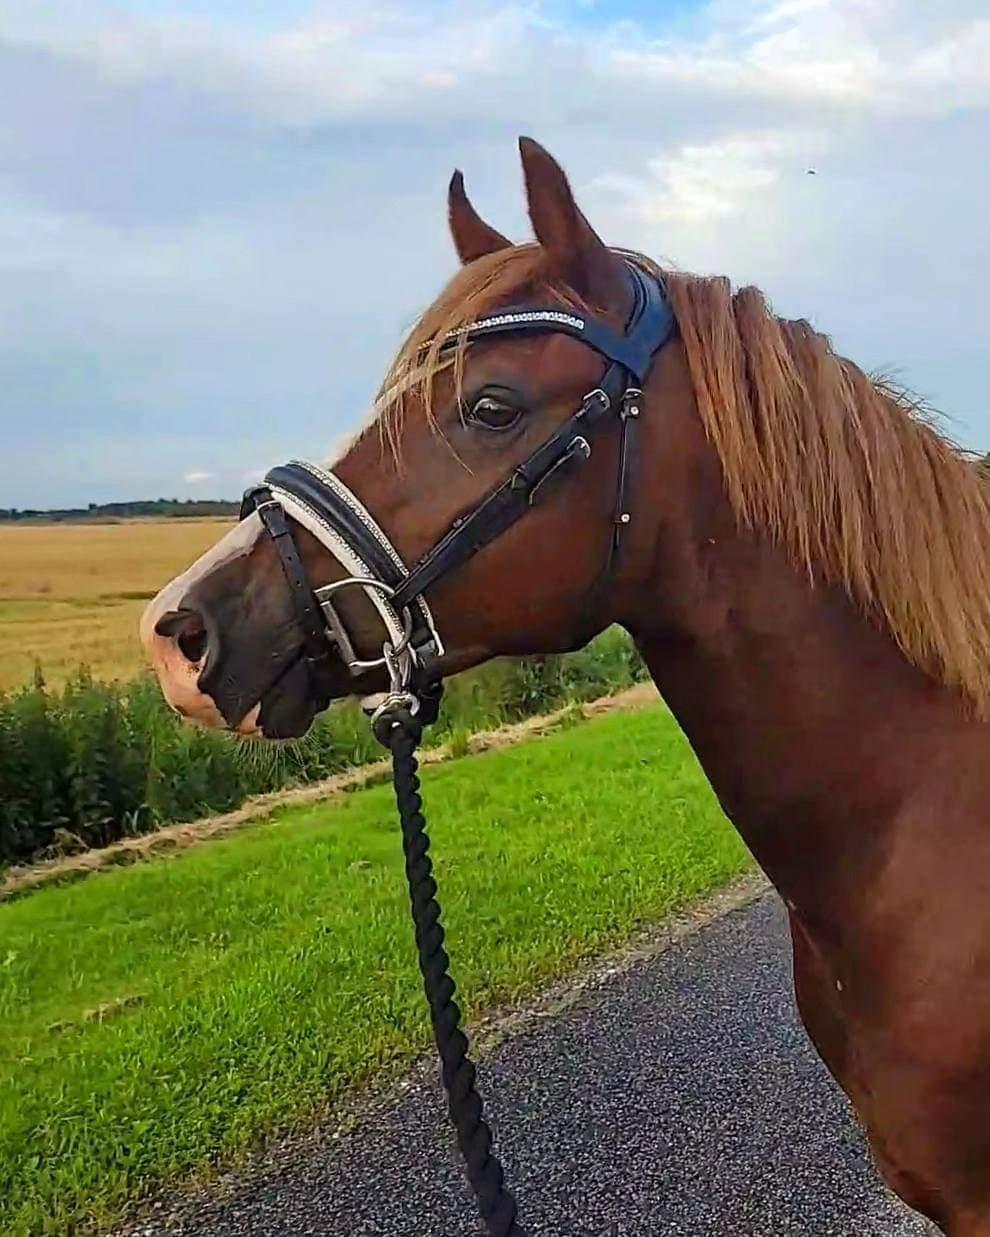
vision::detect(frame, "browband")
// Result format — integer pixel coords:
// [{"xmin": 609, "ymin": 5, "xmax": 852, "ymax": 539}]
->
[{"xmin": 439, "ymin": 265, "xmax": 673, "ymax": 383}]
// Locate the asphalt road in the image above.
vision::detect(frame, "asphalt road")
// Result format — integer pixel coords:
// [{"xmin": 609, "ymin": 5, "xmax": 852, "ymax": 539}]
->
[{"xmin": 125, "ymin": 892, "xmax": 938, "ymax": 1237}]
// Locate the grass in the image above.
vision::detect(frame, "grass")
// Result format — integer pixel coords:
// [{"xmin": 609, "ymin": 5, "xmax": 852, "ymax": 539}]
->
[
  {"xmin": 0, "ymin": 705, "xmax": 750, "ymax": 1236},
  {"xmin": 0, "ymin": 519, "xmax": 234, "ymax": 690}
]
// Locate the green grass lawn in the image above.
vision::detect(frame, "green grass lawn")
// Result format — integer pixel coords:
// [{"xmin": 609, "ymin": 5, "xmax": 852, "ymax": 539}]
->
[{"xmin": 0, "ymin": 705, "xmax": 750, "ymax": 1236}]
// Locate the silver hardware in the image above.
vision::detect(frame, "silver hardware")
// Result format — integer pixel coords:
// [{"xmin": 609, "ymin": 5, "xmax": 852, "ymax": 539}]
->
[
  {"xmin": 314, "ymin": 576, "xmax": 415, "ymax": 672},
  {"xmin": 618, "ymin": 513, "xmax": 631, "ymax": 525},
  {"xmin": 317, "ymin": 574, "xmax": 399, "ymax": 602},
  {"xmin": 621, "ymin": 388, "xmax": 642, "ymax": 419},
  {"xmin": 446, "ymin": 309, "xmax": 586, "ymax": 339},
  {"xmin": 346, "ymin": 646, "xmax": 413, "ymax": 673},
  {"xmin": 383, "ymin": 640, "xmax": 412, "ymax": 694},
  {"xmin": 318, "ymin": 592, "xmax": 360, "ymax": 670},
  {"xmin": 366, "ymin": 642, "xmax": 419, "ymax": 727},
  {"xmin": 581, "ymin": 388, "xmax": 610, "ymax": 416},
  {"xmin": 368, "ymin": 689, "xmax": 421, "ymax": 730}
]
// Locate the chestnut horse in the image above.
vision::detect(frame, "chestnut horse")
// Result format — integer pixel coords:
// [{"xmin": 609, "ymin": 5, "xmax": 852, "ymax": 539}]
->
[{"xmin": 142, "ymin": 138, "xmax": 990, "ymax": 1234}]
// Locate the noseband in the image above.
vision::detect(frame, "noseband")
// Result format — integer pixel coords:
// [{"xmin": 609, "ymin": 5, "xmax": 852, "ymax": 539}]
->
[{"xmin": 239, "ymin": 260, "xmax": 675, "ymax": 708}]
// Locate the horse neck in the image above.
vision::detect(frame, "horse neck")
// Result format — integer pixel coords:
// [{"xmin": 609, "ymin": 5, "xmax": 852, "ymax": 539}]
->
[{"xmin": 624, "ymin": 342, "xmax": 966, "ymax": 918}]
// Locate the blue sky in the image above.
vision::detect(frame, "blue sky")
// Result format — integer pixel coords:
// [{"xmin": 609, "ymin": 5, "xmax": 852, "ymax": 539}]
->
[{"xmin": 2, "ymin": 0, "xmax": 988, "ymax": 507}]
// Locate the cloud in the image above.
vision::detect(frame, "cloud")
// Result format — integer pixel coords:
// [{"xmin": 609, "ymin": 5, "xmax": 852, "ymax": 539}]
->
[
  {"xmin": 593, "ymin": 129, "xmax": 825, "ymax": 225},
  {"xmin": 610, "ymin": 1, "xmax": 990, "ymax": 116},
  {"xmin": 0, "ymin": 0, "xmax": 987, "ymax": 506},
  {"xmin": 183, "ymin": 469, "xmax": 216, "ymax": 485},
  {"xmin": 7, "ymin": 0, "xmax": 981, "ymax": 132}
]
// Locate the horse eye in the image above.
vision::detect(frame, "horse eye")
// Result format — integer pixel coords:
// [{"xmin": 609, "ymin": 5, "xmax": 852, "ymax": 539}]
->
[{"xmin": 466, "ymin": 394, "xmax": 524, "ymax": 432}]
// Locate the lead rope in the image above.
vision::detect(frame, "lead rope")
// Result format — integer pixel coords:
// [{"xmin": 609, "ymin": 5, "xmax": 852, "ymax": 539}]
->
[{"xmin": 372, "ymin": 684, "xmax": 528, "ymax": 1237}]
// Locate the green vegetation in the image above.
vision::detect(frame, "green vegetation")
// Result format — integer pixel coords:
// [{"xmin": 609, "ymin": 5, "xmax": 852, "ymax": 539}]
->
[
  {"xmin": 0, "ymin": 498, "xmax": 238, "ymax": 523},
  {"xmin": 0, "ymin": 630, "xmax": 646, "ymax": 866},
  {"xmin": 0, "ymin": 705, "xmax": 749, "ymax": 1236}
]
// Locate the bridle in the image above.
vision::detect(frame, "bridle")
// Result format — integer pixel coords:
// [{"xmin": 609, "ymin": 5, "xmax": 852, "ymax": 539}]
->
[
  {"xmin": 236, "ymin": 257, "xmax": 678, "ymax": 1237},
  {"xmin": 239, "ymin": 259, "xmax": 676, "ymax": 713}
]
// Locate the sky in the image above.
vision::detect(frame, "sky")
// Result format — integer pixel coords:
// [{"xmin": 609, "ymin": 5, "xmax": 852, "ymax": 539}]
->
[{"xmin": 1, "ymin": 0, "xmax": 987, "ymax": 508}]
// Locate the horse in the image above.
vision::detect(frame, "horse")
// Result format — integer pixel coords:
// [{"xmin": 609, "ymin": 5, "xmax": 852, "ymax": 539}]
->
[{"xmin": 141, "ymin": 136, "xmax": 990, "ymax": 1235}]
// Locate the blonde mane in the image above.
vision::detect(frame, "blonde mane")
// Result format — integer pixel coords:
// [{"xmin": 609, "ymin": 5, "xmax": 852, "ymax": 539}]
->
[
  {"xmin": 663, "ymin": 265, "xmax": 990, "ymax": 712},
  {"xmin": 373, "ymin": 245, "xmax": 990, "ymax": 710}
]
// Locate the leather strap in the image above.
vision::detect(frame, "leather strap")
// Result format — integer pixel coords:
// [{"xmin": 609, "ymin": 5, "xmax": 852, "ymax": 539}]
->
[
  {"xmin": 391, "ymin": 386, "xmax": 613, "ymax": 611},
  {"xmin": 253, "ymin": 496, "xmax": 334, "ymax": 682}
]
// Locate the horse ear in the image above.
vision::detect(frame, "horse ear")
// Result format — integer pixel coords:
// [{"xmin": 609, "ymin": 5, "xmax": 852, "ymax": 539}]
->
[
  {"xmin": 448, "ymin": 170, "xmax": 512, "ymax": 265},
  {"xmin": 518, "ymin": 136, "xmax": 625, "ymax": 305}
]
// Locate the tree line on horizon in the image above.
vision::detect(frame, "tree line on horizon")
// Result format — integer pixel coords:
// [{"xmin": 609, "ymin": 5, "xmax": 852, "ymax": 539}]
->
[{"xmin": 0, "ymin": 497, "xmax": 239, "ymax": 523}]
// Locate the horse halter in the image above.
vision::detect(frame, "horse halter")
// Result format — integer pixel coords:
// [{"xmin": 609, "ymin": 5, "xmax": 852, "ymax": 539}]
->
[{"xmin": 239, "ymin": 259, "xmax": 676, "ymax": 709}]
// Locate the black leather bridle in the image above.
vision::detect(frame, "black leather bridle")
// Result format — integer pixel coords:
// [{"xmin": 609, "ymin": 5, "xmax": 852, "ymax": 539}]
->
[{"xmin": 239, "ymin": 259, "xmax": 676, "ymax": 711}]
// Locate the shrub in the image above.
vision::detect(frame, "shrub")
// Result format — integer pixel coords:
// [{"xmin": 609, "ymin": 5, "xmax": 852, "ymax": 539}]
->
[{"xmin": 0, "ymin": 630, "xmax": 646, "ymax": 867}]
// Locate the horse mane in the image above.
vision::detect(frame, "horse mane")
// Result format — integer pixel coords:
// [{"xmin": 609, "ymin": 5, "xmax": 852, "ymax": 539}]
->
[
  {"xmin": 661, "ymin": 261, "xmax": 990, "ymax": 712},
  {"xmin": 375, "ymin": 243, "xmax": 990, "ymax": 711}
]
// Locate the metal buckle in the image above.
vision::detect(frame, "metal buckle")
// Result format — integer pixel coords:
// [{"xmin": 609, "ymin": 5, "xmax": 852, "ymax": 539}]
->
[
  {"xmin": 621, "ymin": 387, "xmax": 643, "ymax": 419},
  {"xmin": 581, "ymin": 388, "xmax": 611, "ymax": 416}
]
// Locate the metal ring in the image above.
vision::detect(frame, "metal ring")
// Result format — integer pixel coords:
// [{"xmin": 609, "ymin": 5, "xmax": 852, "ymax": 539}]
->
[
  {"xmin": 369, "ymin": 689, "xmax": 420, "ymax": 729},
  {"xmin": 317, "ymin": 575, "xmax": 415, "ymax": 670},
  {"xmin": 382, "ymin": 641, "xmax": 412, "ymax": 693},
  {"xmin": 317, "ymin": 574, "xmax": 399, "ymax": 602}
]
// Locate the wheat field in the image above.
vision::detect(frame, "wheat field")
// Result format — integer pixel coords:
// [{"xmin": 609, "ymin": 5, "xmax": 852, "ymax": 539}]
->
[{"xmin": 0, "ymin": 519, "xmax": 235, "ymax": 691}]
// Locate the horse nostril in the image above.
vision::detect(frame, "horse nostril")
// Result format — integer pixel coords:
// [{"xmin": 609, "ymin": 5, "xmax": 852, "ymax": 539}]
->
[
  {"xmin": 154, "ymin": 608, "xmax": 210, "ymax": 666},
  {"xmin": 177, "ymin": 621, "xmax": 208, "ymax": 665}
]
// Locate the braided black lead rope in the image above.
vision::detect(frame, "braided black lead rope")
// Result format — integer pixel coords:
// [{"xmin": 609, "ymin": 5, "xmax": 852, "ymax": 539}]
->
[{"xmin": 373, "ymin": 690, "xmax": 527, "ymax": 1237}]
